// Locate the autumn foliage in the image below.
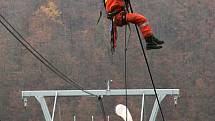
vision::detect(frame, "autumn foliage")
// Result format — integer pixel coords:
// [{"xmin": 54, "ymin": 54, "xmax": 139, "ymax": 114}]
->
[{"xmin": 0, "ymin": 0, "xmax": 215, "ymax": 121}]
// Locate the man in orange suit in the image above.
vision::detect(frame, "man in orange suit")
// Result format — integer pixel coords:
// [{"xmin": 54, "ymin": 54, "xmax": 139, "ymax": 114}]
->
[{"xmin": 104, "ymin": 0, "xmax": 164, "ymax": 50}]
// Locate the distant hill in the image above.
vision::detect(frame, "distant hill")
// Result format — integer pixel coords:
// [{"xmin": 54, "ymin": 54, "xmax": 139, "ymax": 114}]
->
[{"xmin": 0, "ymin": 0, "xmax": 215, "ymax": 121}]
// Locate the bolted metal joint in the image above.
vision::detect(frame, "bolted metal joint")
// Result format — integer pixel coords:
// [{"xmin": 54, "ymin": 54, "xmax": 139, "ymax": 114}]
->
[
  {"xmin": 106, "ymin": 80, "xmax": 113, "ymax": 91},
  {"xmin": 23, "ymin": 98, "xmax": 28, "ymax": 109},
  {"xmin": 174, "ymin": 96, "xmax": 179, "ymax": 106}
]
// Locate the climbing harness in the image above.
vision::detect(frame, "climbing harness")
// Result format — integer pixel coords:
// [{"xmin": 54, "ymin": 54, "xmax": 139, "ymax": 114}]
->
[
  {"xmin": 98, "ymin": 0, "xmax": 129, "ymax": 54},
  {"xmin": 107, "ymin": 5, "xmax": 128, "ymax": 54}
]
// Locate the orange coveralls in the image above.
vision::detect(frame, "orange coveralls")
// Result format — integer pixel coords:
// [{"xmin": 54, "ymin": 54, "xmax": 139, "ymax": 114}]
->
[{"xmin": 105, "ymin": 0, "xmax": 153, "ymax": 48}]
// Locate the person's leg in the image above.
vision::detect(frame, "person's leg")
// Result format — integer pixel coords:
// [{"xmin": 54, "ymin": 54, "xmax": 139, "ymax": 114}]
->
[
  {"xmin": 126, "ymin": 13, "xmax": 153, "ymax": 37},
  {"xmin": 126, "ymin": 13, "xmax": 164, "ymax": 50}
]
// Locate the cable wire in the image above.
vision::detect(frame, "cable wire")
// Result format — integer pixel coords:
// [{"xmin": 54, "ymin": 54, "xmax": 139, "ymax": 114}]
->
[
  {"xmin": 0, "ymin": 14, "xmax": 108, "ymax": 121},
  {"xmin": 98, "ymin": 96, "xmax": 108, "ymax": 121},
  {"xmin": 124, "ymin": 24, "xmax": 128, "ymax": 121},
  {"xmin": 124, "ymin": 1, "xmax": 166, "ymax": 121},
  {"xmin": 0, "ymin": 14, "xmax": 96, "ymax": 96}
]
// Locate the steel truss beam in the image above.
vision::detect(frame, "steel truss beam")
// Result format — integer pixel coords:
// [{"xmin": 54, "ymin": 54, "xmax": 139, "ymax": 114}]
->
[{"xmin": 22, "ymin": 89, "xmax": 179, "ymax": 121}]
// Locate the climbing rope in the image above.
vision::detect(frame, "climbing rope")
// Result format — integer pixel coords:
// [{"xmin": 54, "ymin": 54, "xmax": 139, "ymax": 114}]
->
[
  {"xmin": 124, "ymin": 24, "xmax": 128, "ymax": 121},
  {"xmin": 124, "ymin": 1, "xmax": 166, "ymax": 121}
]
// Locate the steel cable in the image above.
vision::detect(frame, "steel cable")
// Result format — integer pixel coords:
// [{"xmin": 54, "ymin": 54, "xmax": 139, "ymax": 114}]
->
[
  {"xmin": 124, "ymin": 1, "xmax": 166, "ymax": 121},
  {"xmin": 0, "ymin": 14, "xmax": 108, "ymax": 121}
]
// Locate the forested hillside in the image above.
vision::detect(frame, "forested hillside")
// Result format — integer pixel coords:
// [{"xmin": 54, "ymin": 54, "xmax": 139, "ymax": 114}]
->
[{"xmin": 0, "ymin": 0, "xmax": 215, "ymax": 121}]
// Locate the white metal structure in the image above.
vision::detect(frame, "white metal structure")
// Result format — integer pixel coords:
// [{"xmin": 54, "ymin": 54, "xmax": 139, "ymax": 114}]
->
[
  {"xmin": 116, "ymin": 104, "xmax": 133, "ymax": 121},
  {"xmin": 22, "ymin": 88, "xmax": 179, "ymax": 121}
]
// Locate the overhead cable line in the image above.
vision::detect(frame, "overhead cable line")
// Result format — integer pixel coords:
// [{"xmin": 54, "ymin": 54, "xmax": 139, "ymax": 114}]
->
[
  {"xmin": 0, "ymin": 14, "xmax": 95, "ymax": 96},
  {"xmin": 124, "ymin": 1, "xmax": 166, "ymax": 121},
  {"xmin": 0, "ymin": 14, "xmax": 108, "ymax": 121}
]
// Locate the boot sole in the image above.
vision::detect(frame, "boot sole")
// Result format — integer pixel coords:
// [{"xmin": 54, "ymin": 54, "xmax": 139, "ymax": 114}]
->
[
  {"xmin": 146, "ymin": 46, "xmax": 162, "ymax": 50},
  {"xmin": 153, "ymin": 41, "xmax": 164, "ymax": 45}
]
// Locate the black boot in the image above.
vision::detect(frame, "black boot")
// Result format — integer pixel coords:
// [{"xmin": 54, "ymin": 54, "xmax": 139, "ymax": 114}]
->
[
  {"xmin": 145, "ymin": 35, "xmax": 163, "ymax": 50},
  {"xmin": 146, "ymin": 43, "xmax": 162, "ymax": 50},
  {"xmin": 146, "ymin": 35, "xmax": 164, "ymax": 45}
]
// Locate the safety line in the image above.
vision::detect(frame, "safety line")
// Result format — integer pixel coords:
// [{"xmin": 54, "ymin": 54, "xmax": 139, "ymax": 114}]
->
[
  {"xmin": 0, "ymin": 14, "xmax": 108, "ymax": 121},
  {"xmin": 125, "ymin": 1, "xmax": 166, "ymax": 121},
  {"xmin": 98, "ymin": 96, "xmax": 108, "ymax": 121},
  {"xmin": 124, "ymin": 24, "xmax": 128, "ymax": 121}
]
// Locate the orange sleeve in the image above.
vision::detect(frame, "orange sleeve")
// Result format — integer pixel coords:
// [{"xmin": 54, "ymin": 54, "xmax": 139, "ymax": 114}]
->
[{"xmin": 105, "ymin": 0, "xmax": 125, "ymax": 12}]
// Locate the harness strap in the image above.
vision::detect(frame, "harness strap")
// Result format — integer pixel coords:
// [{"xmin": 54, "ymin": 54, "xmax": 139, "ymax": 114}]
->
[
  {"xmin": 121, "ymin": 11, "xmax": 127, "ymax": 25},
  {"xmin": 96, "ymin": 11, "xmax": 103, "ymax": 25},
  {"xmin": 109, "ymin": 10, "xmax": 127, "ymax": 54},
  {"xmin": 107, "ymin": 10, "xmax": 121, "ymax": 19},
  {"xmin": 107, "ymin": 6, "xmax": 126, "ymax": 19},
  {"xmin": 110, "ymin": 19, "xmax": 117, "ymax": 54},
  {"xmin": 101, "ymin": 0, "xmax": 128, "ymax": 53}
]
